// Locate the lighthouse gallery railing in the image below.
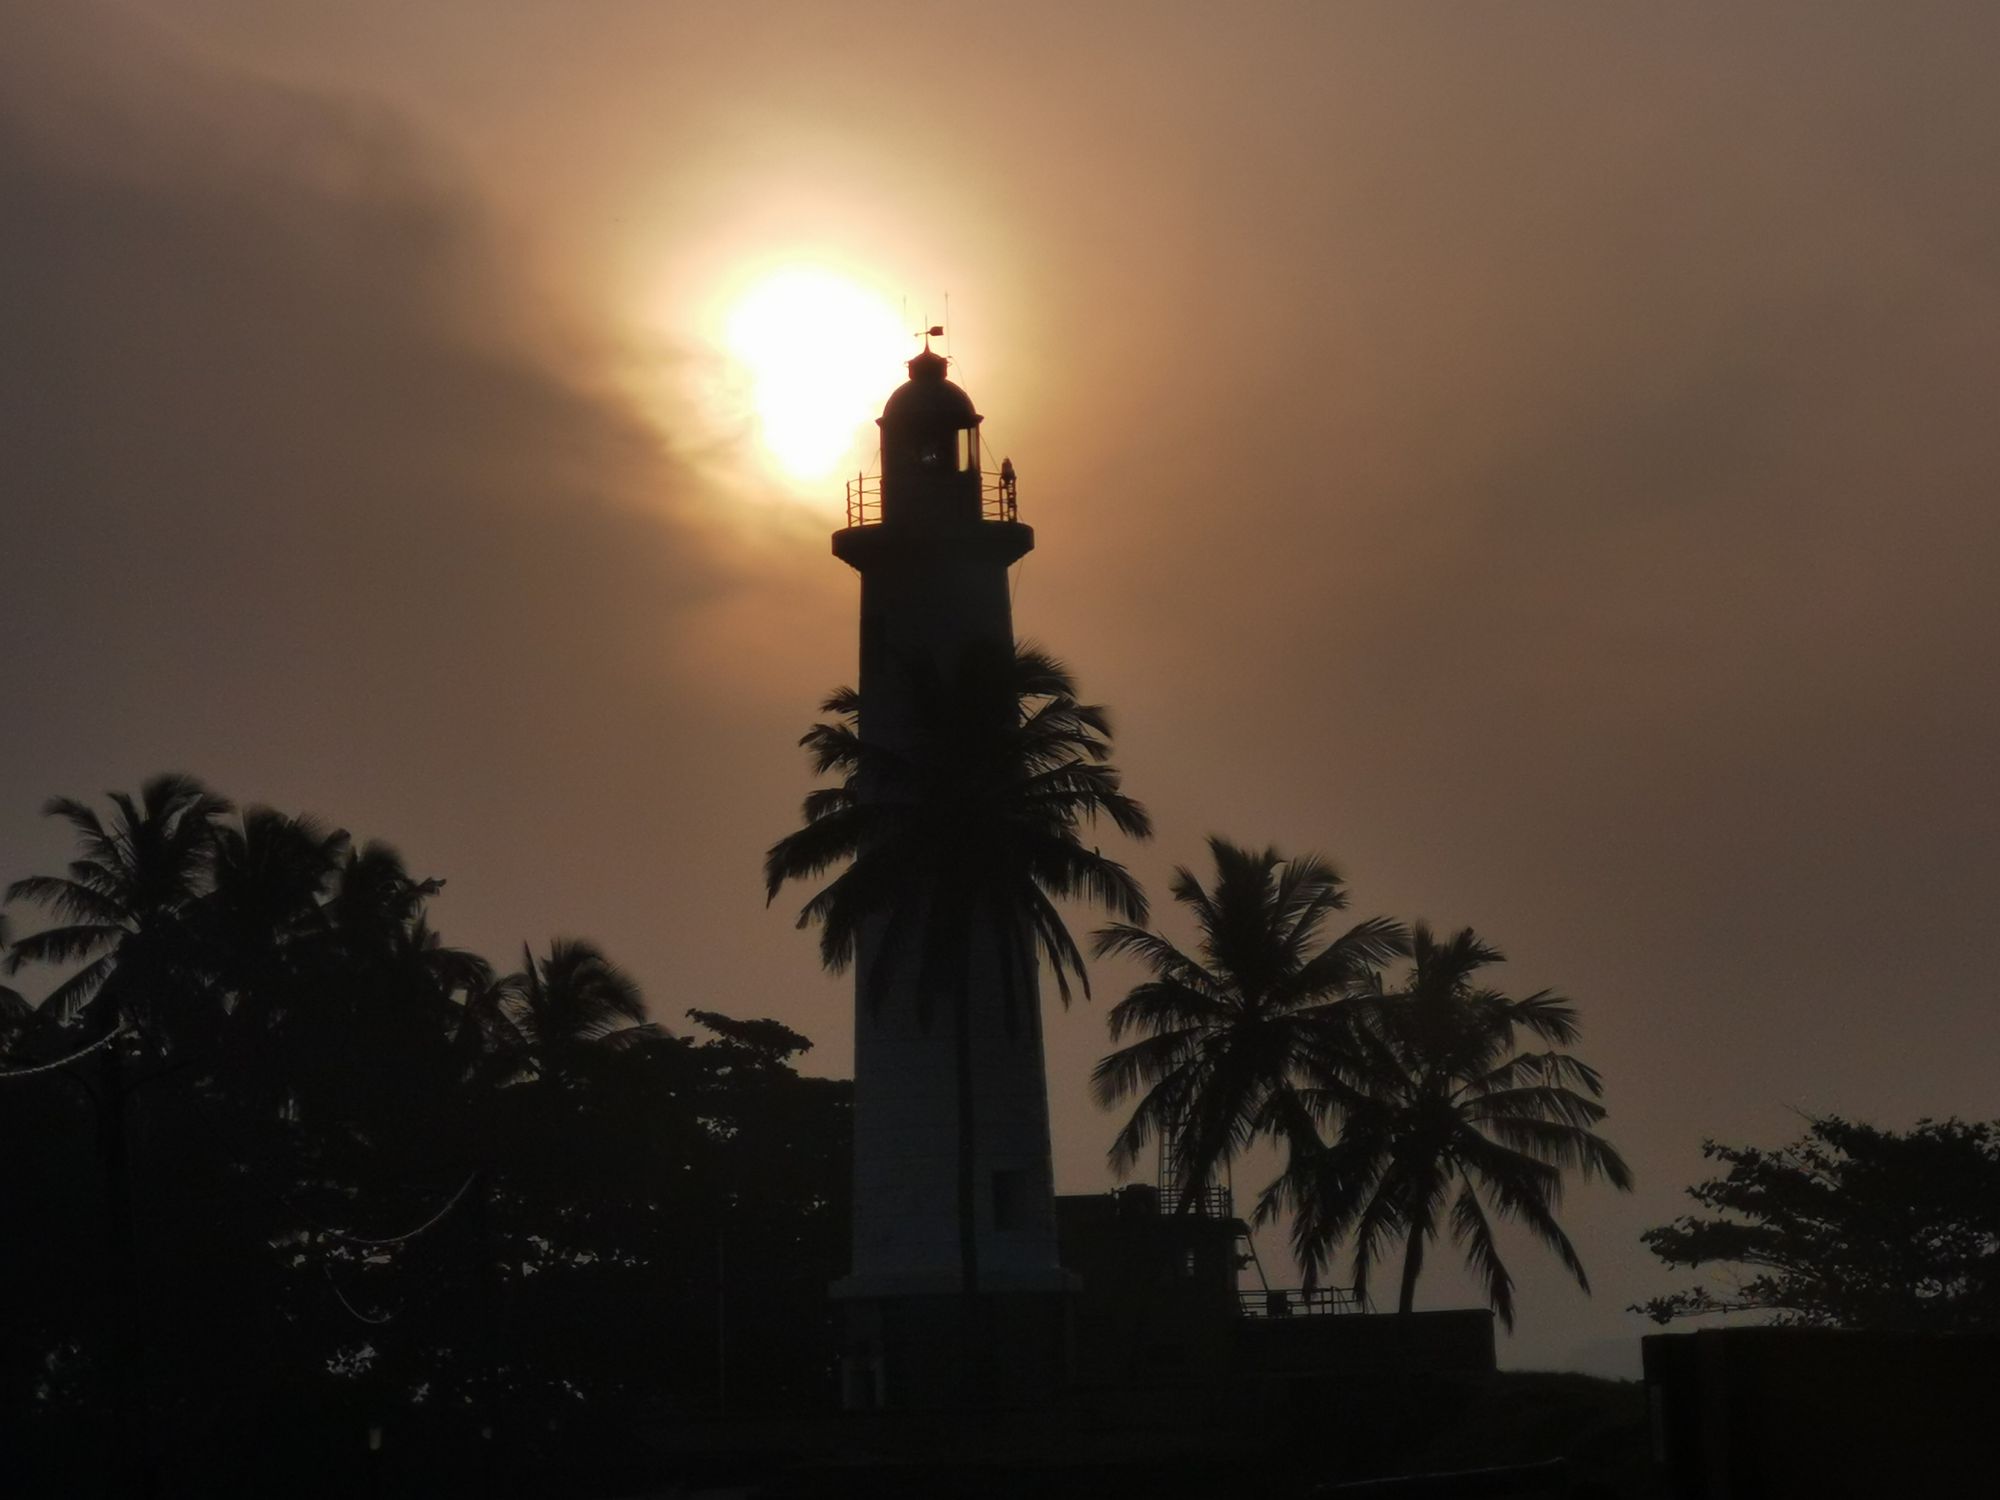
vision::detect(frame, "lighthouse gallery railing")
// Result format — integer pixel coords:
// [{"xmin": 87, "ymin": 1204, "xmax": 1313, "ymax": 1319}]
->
[{"xmin": 843, "ymin": 472, "xmax": 1019, "ymax": 530}]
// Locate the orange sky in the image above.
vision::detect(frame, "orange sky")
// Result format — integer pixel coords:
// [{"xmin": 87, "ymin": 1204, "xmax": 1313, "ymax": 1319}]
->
[{"xmin": 6, "ymin": 0, "xmax": 2000, "ymax": 1376}]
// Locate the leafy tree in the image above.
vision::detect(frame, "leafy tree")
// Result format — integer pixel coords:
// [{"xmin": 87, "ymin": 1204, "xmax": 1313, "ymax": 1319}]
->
[
  {"xmin": 1264, "ymin": 924, "xmax": 1632, "ymax": 1328},
  {"xmin": 1637, "ymin": 1116, "xmax": 2000, "ymax": 1332},
  {"xmin": 765, "ymin": 641, "xmax": 1150, "ymax": 1306},
  {"xmin": 1090, "ymin": 836, "xmax": 1406, "ymax": 1207},
  {"xmin": 4, "ymin": 774, "xmax": 859, "ymax": 1492}
]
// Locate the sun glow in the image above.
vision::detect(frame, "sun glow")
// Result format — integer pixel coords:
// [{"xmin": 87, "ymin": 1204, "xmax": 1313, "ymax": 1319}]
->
[{"xmin": 722, "ymin": 266, "xmax": 910, "ymax": 485}]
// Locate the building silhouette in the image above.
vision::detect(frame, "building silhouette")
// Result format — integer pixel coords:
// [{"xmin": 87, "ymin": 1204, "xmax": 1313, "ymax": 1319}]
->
[{"xmin": 828, "ymin": 346, "xmax": 1067, "ymax": 1407}]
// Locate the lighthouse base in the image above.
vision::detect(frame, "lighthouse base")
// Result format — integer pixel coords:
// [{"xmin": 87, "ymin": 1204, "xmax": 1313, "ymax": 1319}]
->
[{"xmin": 831, "ymin": 1274, "xmax": 1078, "ymax": 1411}]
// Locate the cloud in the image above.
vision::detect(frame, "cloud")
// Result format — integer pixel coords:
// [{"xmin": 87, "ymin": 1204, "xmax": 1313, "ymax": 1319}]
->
[
  {"xmin": 0, "ymin": 3, "xmax": 726, "ymax": 838},
  {"xmin": 0, "ymin": 2, "xmax": 858, "ymax": 1078}
]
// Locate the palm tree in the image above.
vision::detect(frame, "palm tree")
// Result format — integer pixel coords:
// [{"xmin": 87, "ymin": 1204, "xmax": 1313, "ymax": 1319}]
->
[
  {"xmin": 764, "ymin": 641, "xmax": 1150, "ymax": 1305},
  {"xmin": 2, "ymin": 773, "xmax": 232, "ymax": 1499},
  {"xmin": 512, "ymin": 937, "xmax": 655, "ymax": 1087},
  {"xmin": 4, "ymin": 773, "xmax": 232, "ymax": 1030},
  {"xmin": 1263, "ymin": 924, "xmax": 1632, "ymax": 1329},
  {"xmin": 1091, "ymin": 838, "xmax": 1407, "ymax": 1209}
]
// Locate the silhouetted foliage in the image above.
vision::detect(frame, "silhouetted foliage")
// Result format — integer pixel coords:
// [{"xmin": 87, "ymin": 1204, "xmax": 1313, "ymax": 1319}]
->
[
  {"xmin": 1637, "ymin": 1115, "xmax": 2000, "ymax": 1331},
  {"xmin": 1267, "ymin": 924, "xmax": 1632, "ymax": 1327},
  {"xmin": 1091, "ymin": 837, "xmax": 1406, "ymax": 1203},
  {"xmin": 1095, "ymin": 851, "xmax": 1631, "ymax": 1331},
  {"xmin": 765, "ymin": 640, "xmax": 1151, "ymax": 1020},
  {"xmin": 1, "ymin": 777, "xmax": 850, "ymax": 1498},
  {"xmin": 765, "ymin": 641, "xmax": 1148, "ymax": 1311}
]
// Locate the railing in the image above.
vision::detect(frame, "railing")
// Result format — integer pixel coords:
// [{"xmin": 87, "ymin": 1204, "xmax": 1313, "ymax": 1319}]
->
[
  {"xmin": 843, "ymin": 474, "xmax": 879, "ymax": 528},
  {"xmin": 1238, "ymin": 1286, "xmax": 1362, "ymax": 1318},
  {"xmin": 1161, "ymin": 1182, "xmax": 1236, "ymax": 1220},
  {"xmin": 842, "ymin": 471, "xmax": 1019, "ymax": 529}
]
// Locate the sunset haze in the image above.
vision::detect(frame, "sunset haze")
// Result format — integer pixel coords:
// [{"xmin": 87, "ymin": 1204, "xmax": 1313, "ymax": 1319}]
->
[{"xmin": 5, "ymin": 0, "xmax": 1999, "ymax": 1380}]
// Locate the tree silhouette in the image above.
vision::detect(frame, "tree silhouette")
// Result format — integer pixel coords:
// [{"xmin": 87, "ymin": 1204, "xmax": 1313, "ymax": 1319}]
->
[
  {"xmin": 3, "ymin": 774, "xmax": 234, "ymax": 1496},
  {"xmin": 5, "ymin": 776, "xmax": 856, "ymax": 1491},
  {"xmin": 1090, "ymin": 837, "xmax": 1406, "ymax": 1207},
  {"xmin": 765, "ymin": 641, "xmax": 1149, "ymax": 1310},
  {"xmin": 1637, "ymin": 1116, "xmax": 2000, "ymax": 1331},
  {"xmin": 1263, "ymin": 925, "xmax": 1631, "ymax": 1328},
  {"xmin": 0, "ymin": 915, "xmax": 31, "ymax": 1047},
  {"xmin": 512, "ymin": 937, "xmax": 655, "ymax": 1084},
  {"xmin": 4, "ymin": 773, "xmax": 231, "ymax": 1027}
]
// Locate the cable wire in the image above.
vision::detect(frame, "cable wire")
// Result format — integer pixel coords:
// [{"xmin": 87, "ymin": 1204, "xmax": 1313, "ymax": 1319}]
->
[
  {"xmin": 333, "ymin": 1173, "xmax": 477, "ymax": 1247},
  {"xmin": 323, "ymin": 1264, "xmax": 398, "ymax": 1326},
  {"xmin": 0, "ymin": 1023, "xmax": 125, "ymax": 1081}
]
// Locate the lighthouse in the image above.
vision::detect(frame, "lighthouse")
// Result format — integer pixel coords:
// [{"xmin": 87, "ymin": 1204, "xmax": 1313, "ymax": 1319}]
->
[{"xmin": 829, "ymin": 344, "xmax": 1073, "ymax": 1407}]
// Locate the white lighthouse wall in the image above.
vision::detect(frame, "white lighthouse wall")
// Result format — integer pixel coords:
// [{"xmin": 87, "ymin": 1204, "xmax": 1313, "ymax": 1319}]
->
[
  {"xmin": 846, "ymin": 920, "xmax": 1064, "ymax": 1292},
  {"xmin": 839, "ymin": 538, "xmax": 1071, "ymax": 1297}
]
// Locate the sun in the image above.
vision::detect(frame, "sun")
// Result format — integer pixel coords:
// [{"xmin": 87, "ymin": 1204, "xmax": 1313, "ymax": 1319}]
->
[{"xmin": 722, "ymin": 266, "xmax": 910, "ymax": 485}]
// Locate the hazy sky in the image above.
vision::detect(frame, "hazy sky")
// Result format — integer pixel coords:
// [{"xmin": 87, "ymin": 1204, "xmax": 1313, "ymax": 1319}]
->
[{"xmin": 6, "ymin": 1, "xmax": 1999, "ymax": 1377}]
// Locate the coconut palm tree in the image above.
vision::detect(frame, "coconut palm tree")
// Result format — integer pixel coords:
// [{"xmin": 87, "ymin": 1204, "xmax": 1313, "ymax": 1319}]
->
[
  {"xmin": 1263, "ymin": 924, "xmax": 1632, "ymax": 1329},
  {"xmin": 1091, "ymin": 838, "xmax": 1407, "ymax": 1210},
  {"xmin": 512, "ymin": 938, "xmax": 655, "ymax": 1085},
  {"xmin": 2, "ymin": 774, "xmax": 232, "ymax": 1499},
  {"xmin": 452, "ymin": 940, "xmax": 651, "ymax": 1080},
  {"xmin": 3, "ymin": 774, "xmax": 232, "ymax": 1030},
  {"xmin": 764, "ymin": 641, "xmax": 1150, "ymax": 1303}
]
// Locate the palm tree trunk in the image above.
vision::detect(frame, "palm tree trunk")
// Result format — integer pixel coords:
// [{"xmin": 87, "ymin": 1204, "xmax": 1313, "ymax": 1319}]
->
[
  {"xmin": 1397, "ymin": 1228, "xmax": 1425, "ymax": 1316},
  {"xmin": 98, "ymin": 1041, "xmax": 154, "ymax": 1497}
]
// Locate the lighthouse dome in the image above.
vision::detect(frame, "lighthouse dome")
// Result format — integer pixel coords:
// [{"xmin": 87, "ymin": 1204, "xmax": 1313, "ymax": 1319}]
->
[{"xmin": 879, "ymin": 347, "xmax": 979, "ymax": 429}]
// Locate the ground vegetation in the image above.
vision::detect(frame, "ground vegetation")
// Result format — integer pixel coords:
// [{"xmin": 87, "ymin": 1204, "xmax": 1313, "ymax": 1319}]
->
[{"xmin": 0, "ymin": 775, "xmax": 849, "ymax": 1497}]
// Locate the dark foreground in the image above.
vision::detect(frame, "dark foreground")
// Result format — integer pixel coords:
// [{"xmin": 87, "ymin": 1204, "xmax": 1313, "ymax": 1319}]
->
[
  {"xmin": 7, "ymin": 1370, "xmax": 1654, "ymax": 1499},
  {"xmin": 636, "ymin": 1372, "xmax": 1659, "ymax": 1499}
]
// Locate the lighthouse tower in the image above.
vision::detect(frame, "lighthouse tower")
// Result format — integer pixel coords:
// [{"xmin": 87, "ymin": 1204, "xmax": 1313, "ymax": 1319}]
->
[{"xmin": 829, "ymin": 345, "xmax": 1072, "ymax": 1406}]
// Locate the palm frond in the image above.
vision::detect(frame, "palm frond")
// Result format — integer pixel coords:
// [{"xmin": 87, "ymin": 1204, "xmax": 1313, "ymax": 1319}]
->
[
  {"xmin": 1507, "ymin": 989, "xmax": 1582, "ymax": 1046},
  {"xmin": 3, "ymin": 875, "xmax": 125, "ymax": 927},
  {"xmin": 765, "ymin": 640, "xmax": 1151, "ymax": 1042},
  {"xmin": 3, "ymin": 922, "xmax": 127, "ymax": 971},
  {"xmin": 1451, "ymin": 1181, "xmax": 1517, "ymax": 1329},
  {"xmin": 1103, "ymin": 977, "xmax": 1225, "ymax": 1043},
  {"xmin": 1090, "ymin": 1028, "xmax": 1200, "ymax": 1106},
  {"xmin": 42, "ymin": 955, "xmax": 118, "ymax": 1024},
  {"xmin": 1091, "ymin": 925, "xmax": 1218, "ymax": 991},
  {"xmin": 1476, "ymin": 1114, "xmax": 1633, "ymax": 1189}
]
